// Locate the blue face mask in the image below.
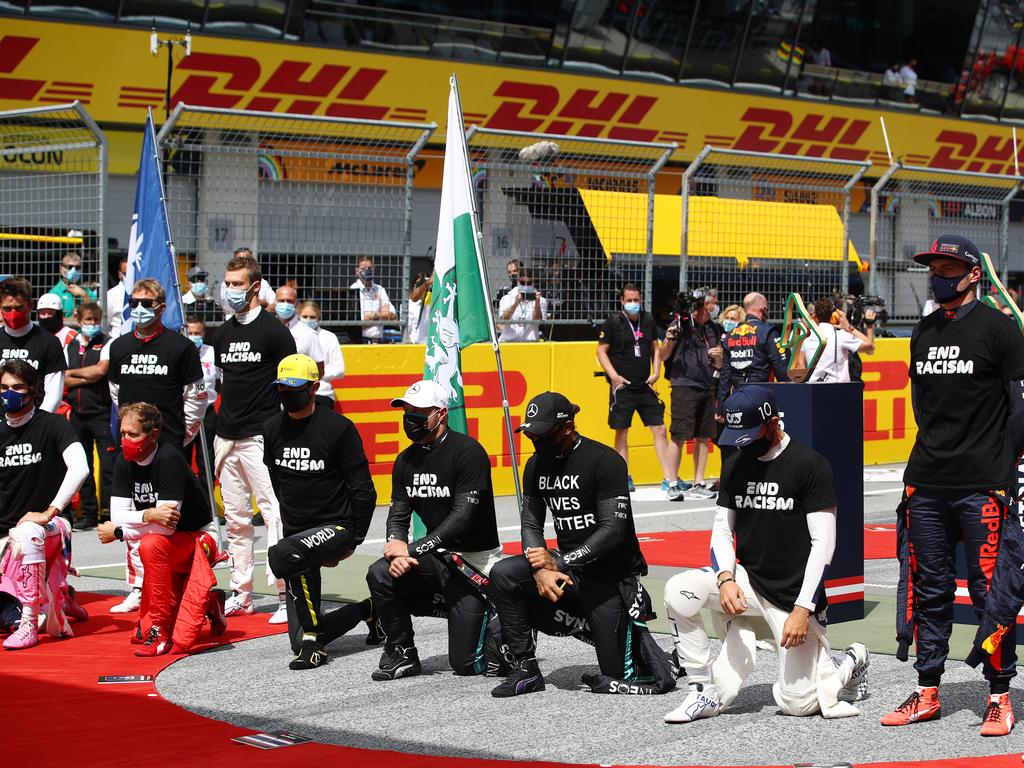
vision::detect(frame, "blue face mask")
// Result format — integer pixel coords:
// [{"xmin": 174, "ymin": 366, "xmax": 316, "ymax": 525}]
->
[
  {"xmin": 189, "ymin": 334, "xmax": 204, "ymax": 349},
  {"xmin": 64, "ymin": 266, "xmax": 81, "ymax": 284},
  {"xmin": 1, "ymin": 389, "xmax": 27, "ymax": 414},
  {"xmin": 131, "ymin": 304, "xmax": 157, "ymax": 328},
  {"xmin": 722, "ymin": 319, "xmax": 739, "ymax": 333},
  {"xmin": 930, "ymin": 270, "xmax": 971, "ymax": 304},
  {"xmin": 190, "ymin": 281, "xmax": 207, "ymax": 297},
  {"xmin": 301, "ymin": 318, "xmax": 318, "ymax": 330},
  {"xmin": 275, "ymin": 302, "xmax": 296, "ymax": 320},
  {"xmin": 623, "ymin": 302, "xmax": 641, "ymax": 316},
  {"xmin": 80, "ymin": 324, "xmax": 102, "ymax": 340},
  {"xmin": 224, "ymin": 286, "xmax": 250, "ymax": 312}
]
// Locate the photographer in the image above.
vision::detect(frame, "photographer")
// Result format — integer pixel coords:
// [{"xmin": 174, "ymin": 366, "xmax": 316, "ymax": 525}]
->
[
  {"xmin": 660, "ymin": 289, "xmax": 723, "ymax": 501},
  {"xmin": 498, "ymin": 268, "xmax": 547, "ymax": 343},
  {"xmin": 797, "ymin": 298, "xmax": 875, "ymax": 383}
]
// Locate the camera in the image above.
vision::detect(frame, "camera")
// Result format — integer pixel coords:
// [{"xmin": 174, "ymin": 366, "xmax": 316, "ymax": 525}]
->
[
  {"xmin": 831, "ymin": 292, "xmax": 889, "ymax": 335},
  {"xmin": 520, "ymin": 285, "xmax": 537, "ymax": 300},
  {"xmin": 667, "ymin": 287, "xmax": 710, "ymax": 338}
]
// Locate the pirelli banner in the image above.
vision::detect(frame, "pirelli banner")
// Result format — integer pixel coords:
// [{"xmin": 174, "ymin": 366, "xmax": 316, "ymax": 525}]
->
[
  {"xmin": 2, "ymin": 18, "xmax": 1024, "ymax": 178},
  {"xmin": 334, "ymin": 339, "xmax": 914, "ymax": 500}
]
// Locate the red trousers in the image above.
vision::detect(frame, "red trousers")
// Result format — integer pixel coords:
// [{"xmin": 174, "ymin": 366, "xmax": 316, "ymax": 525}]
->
[{"xmin": 138, "ymin": 532, "xmax": 195, "ymax": 631}]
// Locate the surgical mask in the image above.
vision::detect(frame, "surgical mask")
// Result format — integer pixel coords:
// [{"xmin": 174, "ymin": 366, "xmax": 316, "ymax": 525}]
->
[
  {"xmin": 279, "ymin": 386, "xmax": 313, "ymax": 413},
  {"xmin": 1, "ymin": 389, "xmax": 28, "ymax": 414},
  {"xmin": 708, "ymin": 304, "xmax": 720, "ymax": 319},
  {"xmin": 188, "ymin": 334, "xmax": 204, "ymax": 349},
  {"xmin": 403, "ymin": 411, "xmax": 436, "ymax": 443},
  {"xmin": 38, "ymin": 314, "xmax": 63, "ymax": 334},
  {"xmin": 121, "ymin": 433, "xmax": 156, "ymax": 463},
  {"xmin": 2, "ymin": 308, "xmax": 30, "ymax": 330},
  {"xmin": 722, "ymin": 319, "xmax": 739, "ymax": 333},
  {"xmin": 64, "ymin": 266, "xmax": 81, "ymax": 284},
  {"xmin": 275, "ymin": 302, "xmax": 296, "ymax": 320},
  {"xmin": 80, "ymin": 324, "xmax": 102, "ymax": 340},
  {"xmin": 224, "ymin": 286, "xmax": 251, "ymax": 312},
  {"xmin": 131, "ymin": 304, "xmax": 157, "ymax": 329},
  {"xmin": 190, "ymin": 281, "xmax": 207, "ymax": 297},
  {"xmin": 930, "ymin": 270, "xmax": 971, "ymax": 304},
  {"xmin": 623, "ymin": 302, "xmax": 641, "ymax": 316},
  {"xmin": 301, "ymin": 318, "xmax": 318, "ymax": 331}
]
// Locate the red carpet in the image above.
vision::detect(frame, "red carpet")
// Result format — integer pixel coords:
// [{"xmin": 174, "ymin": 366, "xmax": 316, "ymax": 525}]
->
[
  {"xmin": 502, "ymin": 526, "xmax": 897, "ymax": 567},
  {"xmin": 4, "ymin": 591, "xmax": 1011, "ymax": 768}
]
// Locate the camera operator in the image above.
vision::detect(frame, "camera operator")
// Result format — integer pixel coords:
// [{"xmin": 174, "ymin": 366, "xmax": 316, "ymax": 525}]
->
[
  {"xmin": 797, "ymin": 298, "xmax": 875, "ymax": 383},
  {"xmin": 718, "ymin": 292, "xmax": 789, "ymax": 416},
  {"xmin": 493, "ymin": 260, "xmax": 521, "ymax": 309},
  {"xmin": 498, "ymin": 268, "xmax": 547, "ymax": 343},
  {"xmin": 659, "ymin": 289, "xmax": 723, "ymax": 501}
]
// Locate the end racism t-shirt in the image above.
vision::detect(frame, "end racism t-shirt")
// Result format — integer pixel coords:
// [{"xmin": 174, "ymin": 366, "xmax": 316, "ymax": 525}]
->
[
  {"xmin": 213, "ymin": 310, "xmax": 297, "ymax": 439},
  {"xmin": 111, "ymin": 443, "xmax": 211, "ymax": 533},
  {"xmin": 717, "ymin": 439, "xmax": 836, "ymax": 613},
  {"xmin": 906, "ymin": 302, "xmax": 1024, "ymax": 490},
  {"xmin": 0, "ymin": 325, "xmax": 66, "ymax": 377},
  {"xmin": 0, "ymin": 410, "xmax": 79, "ymax": 536}
]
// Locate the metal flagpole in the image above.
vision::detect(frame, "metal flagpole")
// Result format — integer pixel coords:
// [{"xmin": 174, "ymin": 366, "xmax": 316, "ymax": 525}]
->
[
  {"xmin": 451, "ymin": 74, "xmax": 523, "ymax": 508},
  {"xmin": 150, "ymin": 108, "xmax": 223, "ymax": 549}
]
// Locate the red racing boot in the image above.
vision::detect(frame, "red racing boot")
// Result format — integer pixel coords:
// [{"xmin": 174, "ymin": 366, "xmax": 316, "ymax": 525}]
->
[
  {"xmin": 980, "ymin": 693, "xmax": 1015, "ymax": 737},
  {"xmin": 881, "ymin": 687, "xmax": 941, "ymax": 726},
  {"xmin": 134, "ymin": 626, "xmax": 171, "ymax": 657}
]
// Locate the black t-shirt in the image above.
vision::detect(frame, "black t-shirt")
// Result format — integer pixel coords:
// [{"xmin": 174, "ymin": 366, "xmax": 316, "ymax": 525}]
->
[
  {"xmin": 0, "ymin": 410, "xmax": 79, "ymax": 537},
  {"xmin": 66, "ymin": 333, "xmax": 111, "ymax": 417},
  {"xmin": 599, "ymin": 311, "xmax": 659, "ymax": 386},
  {"xmin": 107, "ymin": 330, "xmax": 203, "ymax": 446},
  {"xmin": 0, "ymin": 325, "xmax": 67, "ymax": 377},
  {"xmin": 391, "ymin": 429, "xmax": 499, "ymax": 552},
  {"xmin": 111, "ymin": 442, "xmax": 211, "ymax": 532},
  {"xmin": 213, "ymin": 311, "xmax": 297, "ymax": 439},
  {"xmin": 522, "ymin": 436, "xmax": 646, "ymax": 578},
  {"xmin": 906, "ymin": 302, "xmax": 1024, "ymax": 490},
  {"xmin": 263, "ymin": 406, "xmax": 377, "ymax": 537},
  {"xmin": 717, "ymin": 440, "xmax": 836, "ymax": 613}
]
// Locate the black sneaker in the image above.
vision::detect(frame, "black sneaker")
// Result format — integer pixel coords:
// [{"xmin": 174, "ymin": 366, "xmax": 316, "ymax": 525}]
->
[
  {"xmin": 371, "ymin": 644, "xmax": 421, "ymax": 680},
  {"xmin": 491, "ymin": 658, "xmax": 545, "ymax": 698},
  {"xmin": 362, "ymin": 599, "xmax": 386, "ymax": 646},
  {"xmin": 289, "ymin": 638, "xmax": 328, "ymax": 670},
  {"xmin": 73, "ymin": 517, "xmax": 98, "ymax": 531}
]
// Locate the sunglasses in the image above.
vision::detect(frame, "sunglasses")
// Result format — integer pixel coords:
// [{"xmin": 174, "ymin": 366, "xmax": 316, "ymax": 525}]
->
[{"xmin": 128, "ymin": 297, "xmax": 160, "ymax": 309}]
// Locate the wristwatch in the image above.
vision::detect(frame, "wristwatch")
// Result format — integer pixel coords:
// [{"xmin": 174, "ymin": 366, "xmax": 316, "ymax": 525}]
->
[{"xmin": 114, "ymin": 526, "xmax": 124, "ymax": 541}]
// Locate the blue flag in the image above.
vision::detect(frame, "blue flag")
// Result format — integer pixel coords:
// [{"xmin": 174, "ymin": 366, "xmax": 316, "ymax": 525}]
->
[{"xmin": 123, "ymin": 110, "xmax": 183, "ymax": 332}]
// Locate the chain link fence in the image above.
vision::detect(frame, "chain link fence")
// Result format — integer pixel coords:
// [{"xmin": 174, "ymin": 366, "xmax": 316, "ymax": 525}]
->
[
  {"xmin": 156, "ymin": 105, "xmax": 435, "ymax": 338},
  {"xmin": 464, "ymin": 127, "xmax": 675, "ymax": 332},
  {"xmin": 0, "ymin": 101, "xmax": 107, "ymax": 315},
  {"xmin": 870, "ymin": 163, "xmax": 1022, "ymax": 323},
  {"xmin": 681, "ymin": 146, "xmax": 870, "ymax": 323}
]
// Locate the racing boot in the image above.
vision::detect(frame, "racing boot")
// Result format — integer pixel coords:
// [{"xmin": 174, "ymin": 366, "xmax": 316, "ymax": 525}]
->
[
  {"xmin": 835, "ymin": 642, "xmax": 870, "ymax": 703},
  {"xmin": 881, "ymin": 686, "xmax": 941, "ymax": 726},
  {"xmin": 110, "ymin": 588, "xmax": 141, "ymax": 614},
  {"xmin": 3, "ymin": 617, "xmax": 39, "ymax": 650},
  {"xmin": 362, "ymin": 598, "xmax": 385, "ymax": 645},
  {"xmin": 664, "ymin": 683, "xmax": 721, "ymax": 723},
  {"xmin": 371, "ymin": 644, "xmax": 421, "ymax": 680},
  {"xmin": 491, "ymin": 657, "xmax": 545, "ymax": 698},
  {"xmin": 64, "ymin": 586, "xmax": 89, "ymax": 622},
  {"xmin": 206, "ymin": 589, "xmax": 227, "ymax": 638},
  {"xmin": 134, "ymin": 626, "xmax": 171, "ymax": 657},
  {"xmin": 289, "ymin": 635, "xmax": 328, "ymax": 670},
  {"xmin": 981, "ymin": 693, "xmax": 1015, "ymax": 737}
]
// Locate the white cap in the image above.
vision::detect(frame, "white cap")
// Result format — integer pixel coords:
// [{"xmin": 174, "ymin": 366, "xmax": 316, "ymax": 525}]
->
[
  {"xmin": 37, "ymin": 293, "xmax": 63, "ymax": 311},
  {"xmin": 390, "ymin": 380, "xmax": 449, "ymax": 409}
]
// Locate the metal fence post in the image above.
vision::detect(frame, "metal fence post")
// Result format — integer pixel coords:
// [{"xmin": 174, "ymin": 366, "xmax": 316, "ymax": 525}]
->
[
  {"xmin": 403, "ymin": 123, "xmax": 438, "ymax": 332},
  {"xmin": 680, "ymin": 145, "xmax": 712, "ymax": 295},
  {"xmin": 841, "ymin": 165, "xmax": 869, "ymax": 296},
  {"xmin": 868, "ymin": 162, "xmax": 899, "ymax": 299},
  {"xmin": 646, "ymin": 146, "xmax": 675, "ymax": 312}
]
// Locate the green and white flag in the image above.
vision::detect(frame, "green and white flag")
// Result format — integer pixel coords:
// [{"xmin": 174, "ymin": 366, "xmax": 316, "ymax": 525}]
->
[{"xmin": 423, "ymin": 76, "xmax": 492, "ymax": 433}]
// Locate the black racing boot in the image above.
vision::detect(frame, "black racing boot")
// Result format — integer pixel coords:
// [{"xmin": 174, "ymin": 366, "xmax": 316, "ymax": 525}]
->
[
  {"xmin": 371, "ymin": 644, "xmax": 421, "ymax": 680},
  {"xmin": 289, "ymin": 637, "xmax": 328, "ymax": 670},
  {"xmin": 491, "ymin": 657, "xmax": 545, "ymax": 698},
  {"xmin": 362, "ymin": 598, "xmax": 386, "ymax": 646}
]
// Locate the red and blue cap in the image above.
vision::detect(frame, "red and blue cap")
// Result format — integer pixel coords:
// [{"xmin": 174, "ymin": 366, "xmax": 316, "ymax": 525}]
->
[{"xmin": 912, "ymin": 234, "xmax": 981, "ymax": 268}]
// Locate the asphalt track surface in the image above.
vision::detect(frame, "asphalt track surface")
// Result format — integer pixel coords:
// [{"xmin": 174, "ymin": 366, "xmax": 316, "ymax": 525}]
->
[{"xmin": 68, "ymin": 464, "xmax": 1024, "ymax": 765}]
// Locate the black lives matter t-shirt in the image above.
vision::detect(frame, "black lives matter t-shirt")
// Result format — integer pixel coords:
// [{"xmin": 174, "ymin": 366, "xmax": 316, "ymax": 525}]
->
[
  {"xmin": 263, "ymin": 406, "xmax": 377, "ymax": 537},
  {"xmin": 599, "ymin": 311, "xmax": 659, "ymax": 386},
  {"xmin": 107, "ymin": 330, "xmax": 203, "ymax": 446},
  {"xmin": 906, "ymin": 302, "xmax": 1024, "ymax": 490},
  {"xmin": 523, "ymin": 436, "xmax": 646, "ymax": 579},
  {"xmin": 391, "ymin": 429, "xmax": 499, "ymax": 552},
  {"xmin": 111, "ymin": 443, "xmax": 211, "ymax": 533},
  {"xmin": 0, "ymin": 410, "xmax": 78, "ymax": 536},
  {"xmin": 717, "ymin": 440, "xmax": 836, "ymax": 612},
  {"xmin": 213, "ymin": 311, "xmax": 296, "ymax": 439},
  {"xmin": 0, "ymin": 325, "xmax": 66, "ymax": 377}
]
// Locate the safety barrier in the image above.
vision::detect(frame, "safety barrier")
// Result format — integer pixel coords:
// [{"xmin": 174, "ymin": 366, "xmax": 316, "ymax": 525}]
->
[{"xmin": 0, "ymin": 101, "xmax": 107, "ymax": 313}]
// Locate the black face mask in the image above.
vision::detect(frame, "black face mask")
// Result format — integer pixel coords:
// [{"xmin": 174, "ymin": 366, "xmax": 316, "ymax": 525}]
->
[
  {"xmin": 38, "ymin": 314, "xmax": 62, "ymax": 334},
  {"xmin": 739, "ymin": 427, "xmax": 773, "ymax": 458},
  {"xmin": 404, "ymin": 411, "xmax": 436, "ymax": 443},
  {"xmin": 279, "ymin": 386, "xmax": 312, "ymax": 414},
  {"xmin": 529, "ymin": 425, "xmax": 567, "ymax": 460}
]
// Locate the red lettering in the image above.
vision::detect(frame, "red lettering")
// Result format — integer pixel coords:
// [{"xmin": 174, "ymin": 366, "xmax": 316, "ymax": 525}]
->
[
  {"xmin": 733, "ymin": 108, "xmax": 793, "ymax": 152},
  {"xmin": 355, "ymin": 421, "xmax": 399, "ymax": 469},
  {"xmin": 861, "ymin": 360, "xmax": 909, "ymax": 392},
  {"xmin": 262, "ymin": 61, "xmax": 348, "ymax": 97},
  {"xmin": 463, "ymin": 371, "xmax": 528, "ymax": 409},
  {"xmin": 863, "ymin": 398, "xmax": 887, "ymax": 440},
  {"xmin": 929, "ymin": 130, "xmax": 977, "ymax": 171},
  {"xmin": 172, "ymin": 53, "xmax": 261, "ymax": 109},
  {"xmin": 486, "ymin": 82, "xmax": 559, "ymax": 132},
  {"xmin": 792, "ymin": 114, "xmax": 847, "ymax": 143},
  {"xmin": 558, "ymin": 89, "xmax": 628, "ymax": 122},
  {"xmin": 608, "ymin": 96, "xmax": 659, "ymax": 141},
  {"xmin": 335, "ymin": 68, "xmax": 387, "ymax": 100},
  {"xmin": 0, "ymin": 36, "xmax": 43, "ymax": 100}
]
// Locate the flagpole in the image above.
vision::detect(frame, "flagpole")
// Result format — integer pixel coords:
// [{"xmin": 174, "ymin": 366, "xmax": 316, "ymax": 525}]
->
[
  {"xmin": 450, "ymin": 75, "xmax": 523, "ymax": 508},
  {"xmin": 148, "ymin": 108, "xmax": 223, "ymax": 549}
]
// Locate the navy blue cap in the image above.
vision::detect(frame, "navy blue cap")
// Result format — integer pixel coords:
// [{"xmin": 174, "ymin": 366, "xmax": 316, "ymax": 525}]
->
[
  {"xmin": 718, "ymin": 386, "xmax": 777, "ymax": 447},
  {"xmin": 912, "ymin": 235, "xmax": 981, "ymax": 268},
  {"xmin": 516, "ymin": 391, "xmax": 576, "ymax": 435}
]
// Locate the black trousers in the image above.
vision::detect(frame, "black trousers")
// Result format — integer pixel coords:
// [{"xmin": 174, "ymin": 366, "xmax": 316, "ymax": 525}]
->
[
  {"xmin": 267, "ymin": 523, "xmax": 364, "ymax": 653},
  {"xmin": 366, "ymin": 552, "xmax": 498, "ymax": 676},
  {"xmin": 70, "ymin": 410, "xmax": 115, "ymax": 521},
  {"xmin": 490, "ymin": 555, "xmax": 633, "ymax": 679}
]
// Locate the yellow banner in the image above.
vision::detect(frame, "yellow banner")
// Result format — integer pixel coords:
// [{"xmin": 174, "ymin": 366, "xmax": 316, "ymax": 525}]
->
[
  {"xmin": 331, "ymin": 339, "xmax": 913, "ymax": 501},
  {"xmin": 2, "ymin": 19, "xmax": 1023, "ymax": 179}
]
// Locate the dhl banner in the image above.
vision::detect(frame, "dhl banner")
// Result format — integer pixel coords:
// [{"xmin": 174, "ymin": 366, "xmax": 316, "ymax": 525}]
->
[
  {"xmin": 1, "ymin": 19, "xmax": 1023, "ymax": 178},
  {"xmin": 334, "ymin": 338, "xmax": 914, "ymax": 500}
]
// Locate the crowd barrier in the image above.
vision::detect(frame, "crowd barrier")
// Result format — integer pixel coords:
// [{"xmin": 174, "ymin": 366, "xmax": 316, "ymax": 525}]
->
[{"xmin": 333, "ymin": 337, "xmax": 914, "ymax": 500}]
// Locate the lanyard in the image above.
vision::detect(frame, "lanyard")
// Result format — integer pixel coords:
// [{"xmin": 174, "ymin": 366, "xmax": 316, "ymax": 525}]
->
[{"xmin": 623, "ymin": 312, "xmax": 643, "ymax": 357}]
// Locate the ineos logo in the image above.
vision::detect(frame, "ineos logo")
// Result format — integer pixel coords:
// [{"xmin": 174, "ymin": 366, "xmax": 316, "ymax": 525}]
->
[{"xmin": 527, "ymin": 403, "xmax": 539, "ymax": 417}]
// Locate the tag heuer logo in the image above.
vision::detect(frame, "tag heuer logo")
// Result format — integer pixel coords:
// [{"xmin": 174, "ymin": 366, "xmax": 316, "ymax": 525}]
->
[
  {"xmin": 726, "ymin": 411, "xmax": 743, "ymax": 426},
  {"xmin": 527, "ymin": 403, "xmax": 539, "ymax": 417}
]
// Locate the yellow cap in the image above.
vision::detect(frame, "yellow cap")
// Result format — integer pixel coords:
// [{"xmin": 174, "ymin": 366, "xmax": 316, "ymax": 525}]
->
[{"xmin": 274, "ymin": 353, "xmax": 319, "ymax": 386}]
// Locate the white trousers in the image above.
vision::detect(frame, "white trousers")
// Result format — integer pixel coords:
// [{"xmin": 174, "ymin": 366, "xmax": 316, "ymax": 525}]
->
[
  {"xmin": 125, "ymin": 539, "xmax": 142, "ymax": 588},
  {"xmin": 8, "ymin": 517, "xmax": 67, "ymax": 565},
  {"xmin": 664, "ymin": 565, "xmax": 851, "ymax": 717},
  {"xmin": 214, "ymin": 434, "xmax": 283, "ymax": 597}
]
